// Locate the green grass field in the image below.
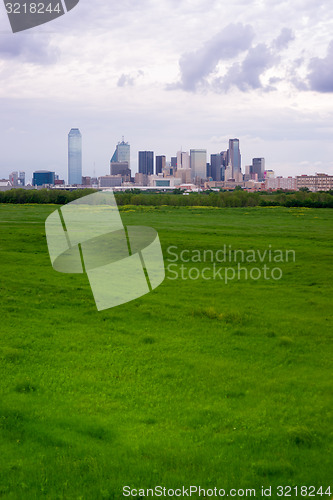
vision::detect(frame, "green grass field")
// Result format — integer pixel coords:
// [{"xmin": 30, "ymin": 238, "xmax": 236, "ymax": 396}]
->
[{"xmin": 0, "ymin": 204, "xmax": 332, "ymax": 499}]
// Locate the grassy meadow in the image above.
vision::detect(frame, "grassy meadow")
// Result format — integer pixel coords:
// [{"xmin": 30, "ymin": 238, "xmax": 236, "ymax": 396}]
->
[{"xmin": 0, "ymin": 203, "xmax": 332, "ymax": 499}]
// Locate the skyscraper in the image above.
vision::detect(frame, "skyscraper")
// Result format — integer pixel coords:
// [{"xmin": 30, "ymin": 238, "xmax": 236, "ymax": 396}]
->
[
  {"xmin": 138, "ymin": 151, "xmax": 154, "ymax": 175},
  {"xmin": 111, "ymin": 138, "xmax": 130, "ymax": 168},
  {"xmin": 156, "ymin": 155, "xmax": 166, "ymax": 175},
  {"xmin": 252, "ymin": 158, "xmax": 265, "ymax": 181},
  {"xmin": 220, "ymin": 151, "xmax": 227, "ymax": 181},
  {"xmin": 68, "ymin": 128, "xmax": 82, "ymax": 185},
  {"xmin": 190, "ymin": 149, "xmax": 207, "ymax": 181},
  {"xmin": 176, "ymin": 151, "xmax": 190, "ymax": 170},
  {"xmin": 227, "ymin": 139, "xmax": 241, "ymax": 179},
  {"xmin": 210, "ymin": 153, "xmax": 225, "ymax": 181}
]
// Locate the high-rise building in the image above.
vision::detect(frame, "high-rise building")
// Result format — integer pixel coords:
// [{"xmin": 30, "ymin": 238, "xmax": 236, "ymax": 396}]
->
[
  {"xmin": 10, "ymin": 171, "xmax": 25, "ymax": 186},
  {"xmin": 210, "ymin": 153, "xmax": 226, "ymax": 181},
  {"xmin": 138, "ymin": 151, "xmax": 154, "ymax": 175},
  {"xmin": 68, "ymin": 128, "xmax": 82, "ymax": 185},
  {"xmin": 18, "ymin": 171, "xmax": 25, "ymax": 186},
  {"xmin": 225, "ymin": 161, "xmax": 233, "ymax": 182},
  {"xmin": 220, "ymin": 151, "xmax": 227, "ymax": 181},
  {"xmin": 171, "ymin": 157, "xmax": 177, "ymax": 170},
  {"xmin": 111, "ymin": 138, "xmax": 130, "ymax": 169},
  {"xmin": 190, "ymin": 149, "xmax": 207, "ymax": 181},
  {"xmin": 227, "ymin": 139, "xmax": 241, "ymax": 179},
  {"xmin": 9, "ymin": 171, "xmax": 18, "ymax": 186},
  {"xmin": 252, "ymin": 158, "xmax": 265, "ymax": 181},
  {"xmin": 156, "ymin": 155, "xmax": 166, "ymax": 175},
  {"xmin": 176, "ymin": 151, "xmax": 190, "ymax": 170}
]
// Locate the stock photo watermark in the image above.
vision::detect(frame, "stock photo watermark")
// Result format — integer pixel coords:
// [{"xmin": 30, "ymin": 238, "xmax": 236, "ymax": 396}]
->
[
  {"xmin": 3, "ymin": 0, "xmax": 80, "ymax": 33},
  {"xmin": 166, "ymin": 245, "xmax": 296, "ymax": 283},
  {"xmin": 45, "ymin": 191, "xmax": 165, "ymax": 311}
]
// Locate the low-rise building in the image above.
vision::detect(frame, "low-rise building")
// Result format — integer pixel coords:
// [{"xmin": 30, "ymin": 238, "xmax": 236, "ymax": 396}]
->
[
  {"xmin": 265, "ymin": 176, "xmax": 297, "ymax": 190},
  {"xmin": 32, "ymin": 170, "xmax": 55, "ymax": 186},
  {"xmin": 98, "ymin": 175, "xmax": 122, "ymax": 188},
  {"xmin": 296, "ymin": 173, "xmax": 333, "ymax": 192}
]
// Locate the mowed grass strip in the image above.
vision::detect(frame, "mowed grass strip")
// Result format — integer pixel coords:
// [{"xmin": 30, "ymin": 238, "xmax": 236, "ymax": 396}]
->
[{"xmin": 0, "ymin": 204, "xmax": 332, "ymax": 499}]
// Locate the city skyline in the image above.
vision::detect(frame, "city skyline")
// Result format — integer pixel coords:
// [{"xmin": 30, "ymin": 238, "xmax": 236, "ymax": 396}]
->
[
  {"xmin": 3, "ymin": 131, "xmax": 333, "ymax": 187},
  {"xmin": 1, "ymin": 1, "xmax": 333, "ymax": 182}
]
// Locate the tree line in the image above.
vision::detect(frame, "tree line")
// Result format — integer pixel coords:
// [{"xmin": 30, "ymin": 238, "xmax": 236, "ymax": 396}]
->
[{"xmin": 0, "ymin": 188, "xmax": 332, "ymax": 208}]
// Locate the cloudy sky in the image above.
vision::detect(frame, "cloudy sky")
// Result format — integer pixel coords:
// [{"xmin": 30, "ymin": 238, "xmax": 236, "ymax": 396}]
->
[{"xmin": 1, "ymin": 0, "xmax": 333, "ymax": 182}]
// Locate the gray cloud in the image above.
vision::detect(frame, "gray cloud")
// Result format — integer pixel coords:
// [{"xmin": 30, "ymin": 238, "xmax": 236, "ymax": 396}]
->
[
  {"xmin": 170, "ymin": 26, "xmax": 297, "ymax": 93},
  {"xmin": 307, "ymin": 41, "xmax": 333, "ymax": 92},
  {"xmin": 170, "ymin": 23, "xmax": 255, "ymax": 91},
  {"xmin": 117, "ymin": 74, "xmax": 135, "ymax": 87},
  {"xmin": 0, "ymin": 34, "xmax": 58, "ymax": 64},
  {"xmin": 117, "ymin": 70, "xmax": 144, "ymax": 87},
  {"xmin": 272, "ymin": 28, "xmax": 295, "ymax": 50},
  {"xmin": 214, "ymin": 43, "xmax": 277, "ymax": 92}
]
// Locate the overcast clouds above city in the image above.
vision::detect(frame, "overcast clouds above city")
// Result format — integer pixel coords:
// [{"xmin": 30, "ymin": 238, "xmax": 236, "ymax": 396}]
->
[{"xmin": 1, "ymin": 0, "xmax": 333, "ymax": 181}]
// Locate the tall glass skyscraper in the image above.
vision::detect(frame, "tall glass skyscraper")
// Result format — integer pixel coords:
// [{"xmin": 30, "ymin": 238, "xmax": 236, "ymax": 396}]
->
[
  {"xmin": 111, "ymin": 138, "xmax": 130, "ymax": 168},
  {"xmin": 190, "ymin": 149, "xmax": 207, "ymax": 180},
  {"xmin": 68, "ymin": 128, "xmax": 82, "ymax": 185},
  {"xmin": 227, "ymin": 138, "xmax": 241, "ymax": 178}
]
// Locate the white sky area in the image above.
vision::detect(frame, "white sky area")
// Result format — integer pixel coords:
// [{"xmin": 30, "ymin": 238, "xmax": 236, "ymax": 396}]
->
[{"xmin": 1, "ymin": 0, "xmax": 333, "ymax": 182}]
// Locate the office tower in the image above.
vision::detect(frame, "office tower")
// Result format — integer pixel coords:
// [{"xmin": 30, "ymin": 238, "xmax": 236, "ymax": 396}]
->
[
  {"xmin": 171, "ymin": 157, "xmax": 177, "ymax": 170},
  {"xmin": 68, "ymin": 128, "xmax": 82, "ymax": 185},
  {"xmin": 206, "ymin": 163, "xmax": 212, "ymax": 178},
  {"xmin": 10, "ymin": 170, "xmax": 26, "ymax": 186},
  {"xmin": 252, "ymin": 158, "xmax": 265, "ymax": 181},
  {"xmin": 227, "ymin": 139, "xmax": 241, "ymax": 179},
  {"xmin": 18, "ymin": 171, "xmax": 25, "ymax": 186},
  {"xmin": 9, "ymin": 171, "xmax": 18, "ymax": 186},
  {"xmin": 225, "ymin": 160, "xmax": 233, "ymax": 181},
  {"xmin": 111, "ymin": 137, "xmax": 130, "ymax": 169},
  {"xmin": 176, "ymin": 151, "xmax": 190, "ymax": 170},
  {"xmin": 175, "ymin": 151, "xmax": 191, "ymax": 183},
  {"xmin": 220, "ymin": 151, "xmax": 227, "ymax": 181},
  {"xmin": 210, "ymin": 153, "xmax": 225, "ymax": 181},
  {"xmin": 190, "ymin": 149, "xmax": 207, "ymax": 181},
  {"xmin": 156, "ymin": 155, "xmax": 166, "ymax": 175},
  {"xmin": 138, "ymin": 151, "xmax": 154, "ymax": 175},
  {"xmin": 244, "ymin": 165, "xmax": 252, "ymax": 182},
  {"xmin": 33, "ymin": 170, "xmax": 55, "ymax": 186}
]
